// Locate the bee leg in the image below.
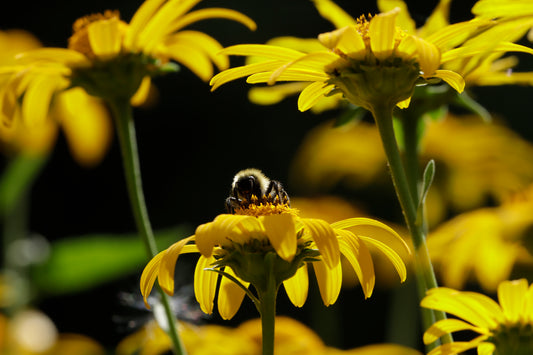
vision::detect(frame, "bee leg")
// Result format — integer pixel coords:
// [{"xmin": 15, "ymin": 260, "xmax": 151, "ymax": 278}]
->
[{"xmin": 225, "ymin": 196, "xmax": 242, "ymax": 214}]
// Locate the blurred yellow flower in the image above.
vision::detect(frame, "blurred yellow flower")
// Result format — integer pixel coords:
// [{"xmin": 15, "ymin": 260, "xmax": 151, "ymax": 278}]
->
[
  {"xmin": 116, "ymin": 316, "xmax": 422, "ymax": 355},
  {"xmin": 141, "ymin": 197, "xmax": 409, "ymax": 319},
  {"xmin": 0, "ymin": 310, "xmax": 104, "ymax": 355},
  {"xmin": 0, "ymin": 0, "xmax": 255, "ymax": 153},
  {"xmin": 0, "ymin": 30, "xmax": 111, "ymax": 165},
  {"xmin": 427, "ymin": 184, "xmax": 533, "ymax": 292},
  {"xmin": 421, "ymin": 279, "xmax": 533, "ymax": 355},
  {"xmin": 289, "ymin": 115, "xmax": 533, "ymax": 225}
]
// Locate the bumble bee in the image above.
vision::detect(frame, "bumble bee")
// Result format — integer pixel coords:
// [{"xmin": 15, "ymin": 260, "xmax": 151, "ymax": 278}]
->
[{"xmin": 225, "ymin": 168, "xmax": 290, "ymax": 213}]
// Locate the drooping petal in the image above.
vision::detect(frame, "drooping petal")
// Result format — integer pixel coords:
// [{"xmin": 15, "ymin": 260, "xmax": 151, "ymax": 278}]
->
[
  {"xmin": 88, "ymin": 17, "xmax": 122, "ymax": 58},
  {"xmin": 130, "ymin": 76, "xmax": 152, "ymax": 107},
  {"xmin": 194, "ymin": 255, "xmax": 218, "ymax": 315},
  {"xmin": 312, "ymin": 0, "xmax": 357, "ymax": 28},
  {"xmin": 298, "ymin": 82, "xmax": 334, "ymax": 112},
  {"xmin": 22, "ymin": 74, "xmax": 67, "ymax": 127},
  {"xmin": 15, "ymin": 48, "xmax": 90, "ymax": 66},
  {"xmin": 421, "ymin": 288, "xmax": 500, "ymax": 329},
  {"xmin": 358, "ymin": 236, "xmax": 407, "ymax": 282},
  {"xmin": 162, "ymin": 42, "xmax": 214, "ymax": 81},
  {"xmin": 165, "ymin": 30, "xmax": 228, "ymax": 70},
  {"xmin": 498, "ymin": 279, "xmax": 529, "ymax": 324},
  {"xmin": 168, "ymin": 8, "xmax": 257, "ymax": 33},
  {"xmin": 312, "ymin": 260, "xmax": 342, "ymax": 306},
  {"xmin": 247, "ymin": 69, "xmax": 329, "ymax": 84},
  {"xmin": 140, "ymin": 250, "xmax": 164, "ymax": 308},
  {"xmin": 423, "ymin": 318, "xmax": 490, "ymax": 345},
  {"xmin": 261, "ymin": 214, "xmax": 297, "ymax": 262},
  {"xmin": 337, "ymin": 232, "xmax": 375, "ymax": 298},
  {"xmin": 283, "ymin": 264, "xmax": 309, "ymax": 307},
  {"xmin": 218, "ymin": 267, "xmax": 249, "ymax": 320},
  {"xmin": 53, "ymin": 88, "xmax": 112, "ymax": 167},
  {"xmin": 426, "ymin": 335, "xmax": 490, "ymax": 355},
  {"xmin": 219, "ymin": 44, "xmax": 305, "ymax": 61},
  {"xmin": 248, "ymin": 83, "xmax": 308, "ymax": 105},
  {"xmin": 377, "ymin": 0, "xmax": 416, "ymax": 34},
  {"xmin": 433, "ymin": 69, "xmax": 465, "ymax": 93},
  {"xmin": 299, "ymin": 218, "xmax": 340, "ymax": 268},
  {"xmin": 210, "ymin": 61, "xmax": 285, "ymax": 91},
  {"xmin": 158, "ymin": 236, "xmax": 196, "ymax": 295},
  {"xmin": 369, "ymin": 7, "xmax": 400, "ymax": 61}
]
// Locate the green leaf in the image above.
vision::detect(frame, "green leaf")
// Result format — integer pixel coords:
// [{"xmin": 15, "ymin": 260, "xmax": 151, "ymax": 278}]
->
[
  {"xmin": 415, "ymin": 160, "xmax": 435, "ymax": 227},
  {"xmin": 454, "ymin": 91, "xmax": 491, "ymax": 122},
  {"xmin": 32, "ymin": 226, "xmax": 192, "ymax": 295},
  {"xmin": 333, "ymin": 105, "xmax": 366, "ymax": 127}
]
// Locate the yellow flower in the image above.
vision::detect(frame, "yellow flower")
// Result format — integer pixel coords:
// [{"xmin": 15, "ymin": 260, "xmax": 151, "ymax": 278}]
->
[
  {"xmin": 421, "ymin": 279, "xmax": 533, "ymax": 355},
  {"xmin": 0, "ymin": 0, "xmax": 255, "ymax": 129},
  {"xmin": 427, "ymin": 185, "xmax": 533, "ymax": 292},
  {"xmin": 210, "ymin": 0, "xmax": 533, "ymax": 112},
  {"xmin": 140, "ymin": 200, "xmax": 409, "ymax": 320},
  {"xmin": 0, "ymin": 30, "xmax": 111, "ymax": 165}
]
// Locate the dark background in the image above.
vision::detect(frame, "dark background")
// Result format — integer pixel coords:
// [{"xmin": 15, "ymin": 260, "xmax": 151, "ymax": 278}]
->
[{"xmin": 2, "ymin": 0, "xmax": 533, "ymax": 352}]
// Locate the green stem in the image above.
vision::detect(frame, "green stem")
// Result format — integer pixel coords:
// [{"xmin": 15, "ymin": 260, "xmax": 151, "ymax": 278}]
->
[
  {"xmin": 257, "ymin": 253, "xmax": 278, "ymax": 355},
  {"xmin": 109, "ymin": 98, "xmax": 186, "ymax": 355},
  {"xmin": 371, "ymin": 104, "xmax": 451, "ymax": 348}
]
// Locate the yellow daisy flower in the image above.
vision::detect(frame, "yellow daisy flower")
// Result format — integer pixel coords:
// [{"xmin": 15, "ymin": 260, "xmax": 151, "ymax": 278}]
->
[
  {"xmin": 140, "ymin": 193, "xmax": 409, "ymax": 320},
  {"xmin": 0, "ymin": 0, "xmax": 256, "ymax": 127},
  {"xmin": 427, "ymin": 184, "xmax": 533, "ymax": 292},
  {"xmin": 421, "ymin": 279, "xmax": 533, "ymax": 355},
  {"xmin": 0, "ymin": 30, "xmax": 111, "ymax": 166},
  {"xmin": 210, "ymin": 0, "xmax": 533, "ymax": 113}
]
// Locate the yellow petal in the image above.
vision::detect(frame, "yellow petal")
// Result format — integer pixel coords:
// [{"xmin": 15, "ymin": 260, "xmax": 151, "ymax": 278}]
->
[
  {"xmin": 359, "ymin": 236, "xmax": 407, "ymax": 282},
  {"xmin": 165, "ymin": 30, "xmax": 228, "ymax": 70},
  {"xmin": 434, "ymin": 69, "xmax": 465, "ymax": 92},
  {"xmin": 247, "ymin": 69, "xmax": 329, "ymax": 84},
  {"xmin": 336, "ymin": 26, "xmax": 366, "ymax": 59},
  {"xmin": 53, "ymin": 88, "xmax": 112, "ymax": 167},
  {"xmin": 140, "ymin": 250, "xmax": 165, "ymax": 309},
  {"xmin": 266, "ymin": 51, "xmax": 338, "ymax": 84},
  {"xmin": 125, "ymin": 0, "xmax": 167, "ymax": 50},
  {"xmin": 218, "ymin": 267, "xmax": 249, "ymax": 320},
  {"xmin": 15, "ymin": 48, "xmax": 89, "ymax": 66},
  {"xmin": 426, "ymin": 335, "xmax": 490, "ymax": 355},
  {"xmin": 298, "ymin": 82, "xmax": 334, "ymax": 112},
  {"xmin": 312, "ymin": 260, "xmax": 342, "ymax": 306},
  {"xmin": 311, "ymin": 0, "xmax": 357, "ymax": 28},
  {"xmin": 396, "ymin": 96, "xmax": 411, "ymax": 108},
  {"xmin": 248, "ymin": 83, "xmax": 308, "ymax": 105},
  {"xmin": 158, "ymin": 236, "xmax": 196, "ymax": 295},
  {"xmin": 331, "ymin": 217, "xmax": 410, "ymax": 256},
  {"xmin": 169, "ymin": 8, "xmax": 257, "ymax": 33},
  {"xmin": 338, "ymin": 232, "xmax": 375, "ymax": 298},
  {"xmin": 210, "ymin": 61, "xmax": 284, "ymax": 91},
  {"xmin": 377, "ymin": 0, "xmax": 416, "ymax": 34},
  {"xmin": 498, "ymin": 279, "xmax": 529, "ymax": 324},
  {"xmin": 219, "ymin": 44, "xmax": 305, "ymax": 61},
  {"xmin": 194, "ymin": 255, "xmax": 218, "ymax": 315},
  {"xmin": 474, "ymin": 234, "xmax": 519, "ymax": 292},
  {"xmin": 410, "ymin": 36, "xmax": 441, "ymax": 77},
  {"xmin": 130, "ymin": 76, "xmax": 152, "ymax": 107},
  {"xmin": 162, "ymin": 42, "xmax": 214, "ymax": 81},
  {"xmin": 88, "ymin": 17, "xmax": 122, "ymax": 58},
  {"xmin": 369, "ymin": 7, "xmax": 400, "ymax": 61},
  {"xmin": 261, "ymin": 214, "xmax": 297, "ymax": 262},
  {"xmin": 423, "ymin": 318, "xmax": 489, "ymax": 345},
  {"xmin": 22, "ymin": 74, "xmax": 67, "ymax": 127},
  {"xmin": 318, "ymin": 27, "xmax": 349, "ymax": 50},
  {"xmin": 282, "ymin": 264, "xmax": 309, "ymax": 307},
  {"xmin": 421, "ymin": 287, "xmax": 500, "ymax": 329},
  {"xmin": 418, "ymin": 0, "xmax": 452, "ymax": 38},
  {"xmin": 442, "ymin": 42, "xmax": 533, "ymax": 64},
  {"xmin": 472, "ymin": 0, "xmax": 533, "ymax": 18},
  {"xmin": 299, "ymin": 218, "xmax": 340, "ymax": 268}
]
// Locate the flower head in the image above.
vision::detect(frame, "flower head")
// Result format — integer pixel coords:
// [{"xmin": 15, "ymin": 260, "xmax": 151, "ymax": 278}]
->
[
  {"xmin": 421, "ymin": 279, "xmax": 533, "ymax": 355},
  {"xmin": 0, "ymin": 0, "xmax": 255, "ymax": 132},
  {"xmin": 0, "ymin": 30, "xmax": 111, "ymax": 165},
  {"xmin": 141, "ymin": 178, "xmax": 409, "ymax": 320},
  {"xmin": 210, "ymin": 0, "xmax": 533, "ymax": 113}
]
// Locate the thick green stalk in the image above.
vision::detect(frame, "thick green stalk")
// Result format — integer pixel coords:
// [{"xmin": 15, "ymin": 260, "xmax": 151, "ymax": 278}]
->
[
  {"xmin": 257, "ymin": 253, "xmax": 278, "ymax": 355},
  {"xmin": 371, "ymin": 104, "xmax": 451, "ymax": 347},
  {"xmin": 109, "ymin": 98, "xmax": 186, "ymax": 355}
]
